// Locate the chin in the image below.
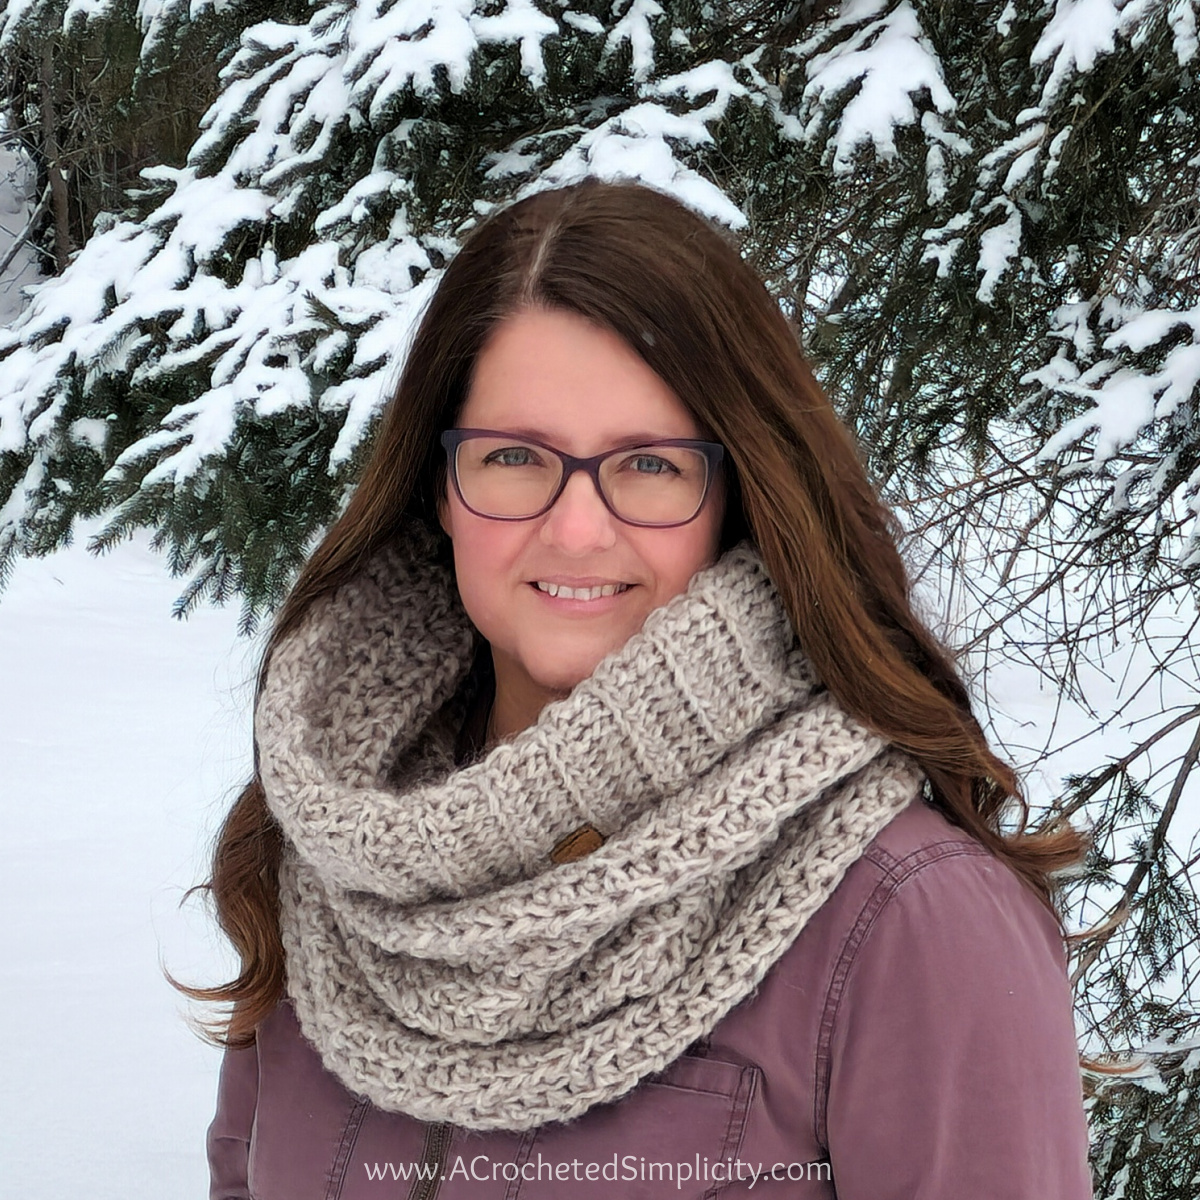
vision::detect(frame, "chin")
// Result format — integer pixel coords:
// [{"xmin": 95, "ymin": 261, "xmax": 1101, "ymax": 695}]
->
[
  {"xmin": 526, "ymin": 642, "xmax": 619, "ymax": 694},
  {"xmin": 531, "ymin": 661, "xmax": 602, "ymax": 695}
]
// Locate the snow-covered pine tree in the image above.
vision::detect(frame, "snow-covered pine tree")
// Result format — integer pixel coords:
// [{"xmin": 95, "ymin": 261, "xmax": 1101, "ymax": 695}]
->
[
  {"xmin": 0, "ymin": 0, "xmax": 293, "ymax": 265},
  {"xmin": 1, "ymin": 3, "xmax": 1199, "ymax": 1192},
  {"xmin": 0, "ymin": 0, "xmax": 1194, "ymax": 617},
  {"xmin": 0, "ymin": 0, "xmax": 793, "ymax": 611}
]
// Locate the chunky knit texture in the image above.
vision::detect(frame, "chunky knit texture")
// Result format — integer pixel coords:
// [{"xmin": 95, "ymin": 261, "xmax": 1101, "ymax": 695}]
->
[{"xmin": 255, "ymin": 527, "xmax": 926, "ymax": 1131}]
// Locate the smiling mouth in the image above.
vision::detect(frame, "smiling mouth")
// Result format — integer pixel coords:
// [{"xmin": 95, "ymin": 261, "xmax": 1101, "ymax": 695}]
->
[{"xmin": 532, "ymin": 582, "xmax": 632, "ymax": 600}]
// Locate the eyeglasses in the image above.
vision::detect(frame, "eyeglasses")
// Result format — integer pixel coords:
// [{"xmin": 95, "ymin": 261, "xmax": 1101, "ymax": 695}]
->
[{"xmin": 440, "ymin": 428, "xmax": 724, "ymax": 528}]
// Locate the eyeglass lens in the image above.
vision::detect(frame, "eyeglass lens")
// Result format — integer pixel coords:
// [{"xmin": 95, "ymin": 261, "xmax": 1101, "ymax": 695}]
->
[{"xmin": 453, "ymin": 435, "xmax": 711, "ymax": 525}]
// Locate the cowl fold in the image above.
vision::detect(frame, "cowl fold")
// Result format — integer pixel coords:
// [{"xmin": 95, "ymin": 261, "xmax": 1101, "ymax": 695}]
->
[{"xmin": 257, "ymin": 524, "xmax": 924, "ymax": 1130}]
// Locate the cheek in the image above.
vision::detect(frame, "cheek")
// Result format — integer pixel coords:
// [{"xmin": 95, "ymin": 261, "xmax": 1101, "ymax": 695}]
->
[
  {"xmin": 682, "ymin": 495, "xmax": 726, "ymax": 570},
  {"xmin": 444, "ymin": 507, "xmax": 527, "ymax": 629},
  {"xmin": 636, "ymin": 519, "xmax": 724, "ymax": 605}
]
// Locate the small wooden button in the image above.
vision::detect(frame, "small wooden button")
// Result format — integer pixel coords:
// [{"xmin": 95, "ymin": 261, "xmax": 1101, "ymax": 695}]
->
[{"xmin": 549, "ymin": 823, "xmax": 607, "ymax": 864}]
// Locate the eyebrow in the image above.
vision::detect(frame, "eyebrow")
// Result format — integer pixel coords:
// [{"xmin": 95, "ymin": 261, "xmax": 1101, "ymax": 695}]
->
[{"xmin": 490, "ymin": 426, "xmax": 689, "ymax": 448}]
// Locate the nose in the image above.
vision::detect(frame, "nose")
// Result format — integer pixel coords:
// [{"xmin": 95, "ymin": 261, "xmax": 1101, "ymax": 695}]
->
[{"xmin": 538, "ymin": 466, "xmax": 618, "ymax": 554}]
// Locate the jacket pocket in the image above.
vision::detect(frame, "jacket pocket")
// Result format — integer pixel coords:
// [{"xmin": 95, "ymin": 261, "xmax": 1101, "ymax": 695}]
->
[{"xmin": 509, "ymin": 1052, "xmax": 761, "ymax": 1200}]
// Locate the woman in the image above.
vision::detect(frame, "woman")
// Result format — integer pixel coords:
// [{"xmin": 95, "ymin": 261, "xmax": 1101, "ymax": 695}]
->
[{"xmin": 183, "ymin": 178, "xmax": 1098, "ymax": 1198}]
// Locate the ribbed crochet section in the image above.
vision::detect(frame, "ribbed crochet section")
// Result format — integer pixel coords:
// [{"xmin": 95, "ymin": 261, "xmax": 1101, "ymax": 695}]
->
[{"xmin": 256, "ymin": 526, "xmax": 925, "ymax": 1131}]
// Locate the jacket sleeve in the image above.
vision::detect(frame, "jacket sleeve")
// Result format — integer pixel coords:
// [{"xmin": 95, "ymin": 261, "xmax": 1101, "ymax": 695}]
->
[
  {"xmin": 823, "ymin": 847, "xmax": 1094, "ymax": 1200},
  {"xmin": 206, "ymin": 1040, "xmax": 259, "ymax": 1200}
]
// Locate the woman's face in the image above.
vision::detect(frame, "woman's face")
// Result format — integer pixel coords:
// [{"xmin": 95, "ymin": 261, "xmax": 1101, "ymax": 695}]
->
[{"xmin": 438, "ymin": 306, "xmax": 725, "ymax": 704}]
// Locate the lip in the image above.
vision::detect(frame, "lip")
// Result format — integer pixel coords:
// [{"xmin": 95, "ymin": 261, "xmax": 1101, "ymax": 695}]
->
[{"xmin": 528, "ymin": 576, "xmax": 634, "ymax": 587}]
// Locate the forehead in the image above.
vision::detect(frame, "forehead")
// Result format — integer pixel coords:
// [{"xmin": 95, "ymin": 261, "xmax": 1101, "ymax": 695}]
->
[{"xmin": 459, "ymin": 307, "xmax": 702, "ymax": 449}]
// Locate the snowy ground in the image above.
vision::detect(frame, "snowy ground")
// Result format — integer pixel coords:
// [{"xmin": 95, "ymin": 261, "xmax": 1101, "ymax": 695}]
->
[
  {"xmin": 1, "ymin": 525, "xmax": 1197, "ymax": 1198},
  {"xmin": 0, "ymin": 528, "xmax": 256, "ymax": 1198}
]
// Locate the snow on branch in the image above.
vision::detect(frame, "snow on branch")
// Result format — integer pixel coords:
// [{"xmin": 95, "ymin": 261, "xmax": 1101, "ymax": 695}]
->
[
  {"xmin": 918, "ymin": 0, "xmax": 1197, "ymax": 307},
  {"xmin": 1031, "ymin": 0, "xmax": 1158, "ymax": 108},
  {"xmin": 1028, "ymin": 299, "xmax": 1200, "ymax": 563},
  {"xmin": 790, "ymin": 0, "xmax": 957, "ymax": 175}
]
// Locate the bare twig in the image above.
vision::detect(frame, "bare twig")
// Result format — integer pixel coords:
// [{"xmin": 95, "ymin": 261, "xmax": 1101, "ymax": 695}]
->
[
  {"xmin": 1069, "ymin": 718, "xmax": 1200, "ymax": 988},
  {"xmin": 0, "ymin": 180, "xmax": 51, "ymax": 279}
]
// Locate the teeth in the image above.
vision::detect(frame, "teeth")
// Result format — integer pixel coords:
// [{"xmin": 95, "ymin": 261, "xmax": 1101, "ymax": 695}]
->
[{"xmin": 535, "ymin": 582, "xmax": 630, "ymax": 600}]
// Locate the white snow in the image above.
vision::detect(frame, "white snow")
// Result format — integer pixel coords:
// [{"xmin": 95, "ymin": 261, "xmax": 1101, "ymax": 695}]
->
[
  {"xmin": 67, "ymin": 416, "xmax": 110, "ymax": 451},
  {"xmin": 562, "ymin": 9, "xmax": 604, "ymax": 35},
  {"xmin": 975, "ymin": 199, "xmax": 1023, "ymax": 303},
  {"xmin": 1168, "ymin": 0, "xmax": 1200, "ymax": 64},
  {"xmin": 512, "ymin": 102, "xmax": 749, "ymax": 231},
  {"xmin": 347, "ymin": 0, "xmax": 481, "ymax": 108},
  {"xmin": 604, "ymin": 0, "xmax": 663, "ymax": 83},
  {"xmin": 1031, "ymin": 0, "xmax": 1155, "ymax": 105},
  {"xmin": 920, "ymin": 111, "xmax": 973, "ymax": 205},
  {"xmin": 645, "ymin": 60, "xmax": 749, "ymax": 124},
  {"xmin": 799, "ymin": 0, "xmax": 957, "ymax": 175},
  {"xmin": 0, "ymin": 525, "xmax": 254, "ymax": 1199},
  {"xmin": 473, "ymin": 0, "xmax": 559, "ymax": 87},
  {"xmin": 1038, "ymin": 367, "xmax": 1154, "ymax": 465}
]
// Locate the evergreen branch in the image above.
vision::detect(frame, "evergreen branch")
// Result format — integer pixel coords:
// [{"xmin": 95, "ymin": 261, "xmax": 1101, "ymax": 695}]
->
[{"xmin": 1070, "ymin": 717, "xmax": 1200, "ymax": 989}]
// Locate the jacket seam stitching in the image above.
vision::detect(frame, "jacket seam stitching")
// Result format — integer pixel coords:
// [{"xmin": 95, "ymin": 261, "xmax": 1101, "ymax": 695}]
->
[
  {"xmin": 812, "ymin": 841, "xmax": 992, "ymax": 1151},
  {"xmin": 702, "ymin": 1064, "xmax": 760, "ymax": 1199},
  {"xmin": 324, "ymin": 1096, "xmax": 370, "ymax": 1200}
]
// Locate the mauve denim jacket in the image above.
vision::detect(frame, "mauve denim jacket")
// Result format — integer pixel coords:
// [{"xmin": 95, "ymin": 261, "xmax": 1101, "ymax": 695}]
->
[{"xmin": 207, "ymin": 796, "xmax": 1095, "ymax": 1199}]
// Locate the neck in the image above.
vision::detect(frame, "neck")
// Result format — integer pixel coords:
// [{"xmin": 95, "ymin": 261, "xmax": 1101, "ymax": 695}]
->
[{"xmin": 485, "ymin": 647, "xmax": 568, "ymax": 748}]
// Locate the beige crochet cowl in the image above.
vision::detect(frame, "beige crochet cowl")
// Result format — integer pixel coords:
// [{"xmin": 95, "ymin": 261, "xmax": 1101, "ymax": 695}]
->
[{"xmin": 255, "ymin": 525, "xmax": 925, "ymax": 1132}]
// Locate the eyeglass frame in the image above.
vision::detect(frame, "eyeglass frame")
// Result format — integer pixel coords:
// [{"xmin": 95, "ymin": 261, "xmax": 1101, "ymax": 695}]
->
[{"xmin": 439, "ymin": 427, "xmax": 725, "ymax": 528}]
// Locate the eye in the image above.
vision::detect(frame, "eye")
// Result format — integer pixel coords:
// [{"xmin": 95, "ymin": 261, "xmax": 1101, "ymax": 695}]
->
[
  {"xmin": 622, "ymin": 453, "xmax": 680, "ymax": 476},
  {"xmin": 482, "ymin": 445, "xmax": 543, "ymax": 467}
]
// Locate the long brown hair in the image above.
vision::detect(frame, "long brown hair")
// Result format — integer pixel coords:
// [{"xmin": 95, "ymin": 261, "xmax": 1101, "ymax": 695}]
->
[{"xmin": 173, "ymin": 177, "xmax": 1114, "ymax": 1072}]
